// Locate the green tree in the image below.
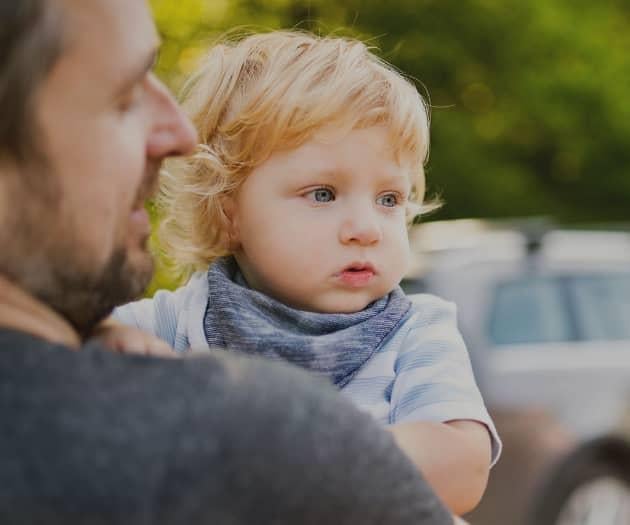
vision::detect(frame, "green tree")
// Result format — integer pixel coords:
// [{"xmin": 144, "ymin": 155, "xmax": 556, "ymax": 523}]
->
[{"xmin": 150, "ymin": 0, "xmax": 630, "ymax": 222}]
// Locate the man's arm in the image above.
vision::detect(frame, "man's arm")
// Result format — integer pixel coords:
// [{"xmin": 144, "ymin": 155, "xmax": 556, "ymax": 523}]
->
[{"xmin": 389, "ymin": 420, "xmax": 492, "ymax": 515}]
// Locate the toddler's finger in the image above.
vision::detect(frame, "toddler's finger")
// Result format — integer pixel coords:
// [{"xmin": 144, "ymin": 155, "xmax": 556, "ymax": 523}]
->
[{"xmin": 145, "ymin": 338, "xmax": 179, "ymax": 358}]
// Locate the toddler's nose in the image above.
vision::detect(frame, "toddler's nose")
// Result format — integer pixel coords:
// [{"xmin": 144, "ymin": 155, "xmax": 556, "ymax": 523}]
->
[{"xmin": 339, "ymin": 213, "xmax": 382, "ymax": 246}]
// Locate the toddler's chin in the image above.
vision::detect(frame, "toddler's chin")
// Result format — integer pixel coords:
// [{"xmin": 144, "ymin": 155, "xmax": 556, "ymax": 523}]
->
[{"xmin": 309, "ymin": 294, "xmax": 376, "ymax": 314}]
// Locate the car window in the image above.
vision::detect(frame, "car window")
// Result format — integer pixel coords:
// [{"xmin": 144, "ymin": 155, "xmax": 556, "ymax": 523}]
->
[
  {"xmin": 571, "ymin": 273, "xmax": 630, "ymax": 341},
  {"xmin": 489, "ymin": 277, "xmax": 573, "ymax": 345}
]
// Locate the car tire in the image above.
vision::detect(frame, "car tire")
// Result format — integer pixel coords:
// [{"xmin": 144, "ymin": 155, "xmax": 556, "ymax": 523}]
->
[{"xmin": 529, "ymin": 436, "xmax": 630, "ymax": 525}]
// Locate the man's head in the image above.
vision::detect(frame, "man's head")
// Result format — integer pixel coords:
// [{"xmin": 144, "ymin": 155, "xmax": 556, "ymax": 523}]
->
[
  {"xmin": 0, "ymin": 0, "xmax": 197, "ymax": 337},
  {"xmin": 157, "ymin": 31, "xmax": 433, "ymax": 276}
]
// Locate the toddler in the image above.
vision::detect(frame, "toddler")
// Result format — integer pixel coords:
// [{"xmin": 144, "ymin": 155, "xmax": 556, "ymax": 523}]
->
[{"xmin": 107, "ymin": 31, "xmax": 501, "ymax": 514}]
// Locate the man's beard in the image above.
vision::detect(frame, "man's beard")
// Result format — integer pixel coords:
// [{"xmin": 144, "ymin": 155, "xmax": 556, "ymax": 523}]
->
[
  {"xmin": 0, "ymin": 167, "xmax": 154, "ymax": 339},
  {"xmin": 37, "ymin": 244, "xmax": 154, "ymax": 338},
  {"xmin": 1, "ymin": 225, "xmax": 154, "ymax": 338}
]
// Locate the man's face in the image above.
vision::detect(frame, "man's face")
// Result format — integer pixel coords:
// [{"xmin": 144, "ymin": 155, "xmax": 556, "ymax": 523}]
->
[{"xmin": 0, "ymin": 0, "xmax": 196, "ymax": 335}]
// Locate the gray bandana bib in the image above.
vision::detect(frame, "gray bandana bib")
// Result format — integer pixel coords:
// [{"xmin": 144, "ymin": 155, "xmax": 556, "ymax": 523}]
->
[{"xmin": 203, "ymin": 257, "xmax": 411, "ymax": 387}]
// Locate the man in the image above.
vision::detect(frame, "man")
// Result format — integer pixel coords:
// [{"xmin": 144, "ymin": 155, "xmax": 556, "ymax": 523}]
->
[{"xmin": 0, "ymin": 1, "xmax": 456, "ymax": 523}]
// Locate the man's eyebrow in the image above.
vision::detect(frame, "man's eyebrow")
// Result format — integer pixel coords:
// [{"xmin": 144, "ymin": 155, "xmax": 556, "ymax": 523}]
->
[{"xmin": 114, "ymin": 46, "xmax": 159, "ymax": 97}]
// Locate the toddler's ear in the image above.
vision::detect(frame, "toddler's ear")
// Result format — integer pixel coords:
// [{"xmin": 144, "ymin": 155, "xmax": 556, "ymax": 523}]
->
[{"xmin": 220, "ymin": 194, "xmax": 241, "ymax": 251}]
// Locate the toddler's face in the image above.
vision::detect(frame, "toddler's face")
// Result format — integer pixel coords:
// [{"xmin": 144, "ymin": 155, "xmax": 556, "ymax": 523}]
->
[{"xmin": 229, "ymin": 126, "xmax": 415, "ymax": 313}]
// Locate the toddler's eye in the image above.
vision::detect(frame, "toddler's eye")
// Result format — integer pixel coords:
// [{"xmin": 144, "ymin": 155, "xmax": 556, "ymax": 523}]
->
[
  {"xmin": 377, "ymin": 193, "xmax": 399, "ymax": 207},
  {"xmin": 307, "ymin": 187, "xmax": 335, "ymax": 203}
]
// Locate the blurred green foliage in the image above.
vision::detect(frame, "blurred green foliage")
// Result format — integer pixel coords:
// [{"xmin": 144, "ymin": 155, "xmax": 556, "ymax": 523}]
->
[{"xmin": 147, "ymin": 0, "xmax": 630, "ymax": 291}]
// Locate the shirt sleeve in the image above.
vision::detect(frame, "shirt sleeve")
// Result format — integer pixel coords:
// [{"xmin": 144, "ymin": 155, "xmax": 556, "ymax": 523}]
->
[
  {"xmin": 111, "ymin": 272, "xmax": 209, "ymax": 353},
  {"xmin": 390, "ymin": 294, "xmax": 502, "ymax": 465}
]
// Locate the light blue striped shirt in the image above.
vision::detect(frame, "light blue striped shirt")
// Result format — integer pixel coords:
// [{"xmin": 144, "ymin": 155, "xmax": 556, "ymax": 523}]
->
[{"xmin": 113, "ymin": 272, "xmax": 501, "ymax": 463}]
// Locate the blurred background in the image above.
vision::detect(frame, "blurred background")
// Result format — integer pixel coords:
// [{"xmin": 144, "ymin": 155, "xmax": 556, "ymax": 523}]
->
[
  {"xmin": 150, "ymin": 0, "xmax": 630, "ymax": 224},
  {"xmin": 149, "ymin": 1, "xmax": 630, "ymax": 524}
]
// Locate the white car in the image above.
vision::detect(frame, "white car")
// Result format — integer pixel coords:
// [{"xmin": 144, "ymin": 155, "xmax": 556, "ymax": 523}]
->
[{"xmin": 403, "ymin": 220, "xmax": 630, "ymax": 525}]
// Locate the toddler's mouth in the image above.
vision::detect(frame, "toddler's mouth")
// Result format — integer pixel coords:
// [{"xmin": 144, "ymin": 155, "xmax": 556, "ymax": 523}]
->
[
  {"xmin": 337, "ymin": 263, "xmax": 376, "ymax": 286},
  {"xmin": 344, "ymin": 263, "xmax": 374, "ymax": 272}
]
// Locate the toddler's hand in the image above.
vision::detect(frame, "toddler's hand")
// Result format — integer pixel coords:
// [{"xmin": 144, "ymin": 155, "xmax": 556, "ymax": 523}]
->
[{"xmin": 91, "ymin": 318, "xmax": 178, "ymax": 358}]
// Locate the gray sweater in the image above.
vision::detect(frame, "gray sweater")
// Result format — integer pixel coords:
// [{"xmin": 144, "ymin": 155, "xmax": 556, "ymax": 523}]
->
[{"xmin": 0, "ymin": 329, "xmax": 451, "ymax": 525}]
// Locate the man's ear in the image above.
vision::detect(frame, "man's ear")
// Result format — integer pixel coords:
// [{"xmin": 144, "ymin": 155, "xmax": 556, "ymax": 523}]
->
[{"xmin": 219, "ymin": 194, "xmax": 241, "ymax": 251}]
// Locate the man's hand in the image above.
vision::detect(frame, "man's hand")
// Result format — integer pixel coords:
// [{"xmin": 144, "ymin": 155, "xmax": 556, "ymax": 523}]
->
[{"xmin": 91, "ymin": 318, "xmax": 178, "ymax": 358}]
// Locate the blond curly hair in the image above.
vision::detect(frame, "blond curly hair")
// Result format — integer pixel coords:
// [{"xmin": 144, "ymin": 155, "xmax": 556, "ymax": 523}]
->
[{"xmin": 158, "ymin": 31, "xmax": 434, "ymax": 277}]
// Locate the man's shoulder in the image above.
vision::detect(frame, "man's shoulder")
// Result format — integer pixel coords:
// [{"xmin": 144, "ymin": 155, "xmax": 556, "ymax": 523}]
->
[
  {"xmin": 0, "ymin": 328, "xmax": 338, "ymax": 429},
  {"xmin": 0, "ymin": 330, "xmax": 245, "ymax": 522},
  {"xmin": 0, "ymin": 329, "xmax": 453, "ymax": 525},
  {"xmin": 0, "ymin": 327, "xmax": 60, "ymax": 352},
  {"xmin": 0, "ymin": 328, "xmax": 226, "ymax": 420}
]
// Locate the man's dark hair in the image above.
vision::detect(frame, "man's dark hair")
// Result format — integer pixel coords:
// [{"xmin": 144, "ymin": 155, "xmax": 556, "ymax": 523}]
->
[{"xmin": 0, "ymin": 1, "xmax": 64, "ymax": 164}]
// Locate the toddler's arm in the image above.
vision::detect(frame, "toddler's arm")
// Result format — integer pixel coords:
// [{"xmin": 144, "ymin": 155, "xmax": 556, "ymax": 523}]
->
[
  {"xmin": 388, "ymin": 419, "xmax": 491, "ymax": 515},
  {"xmin": 387, "ymin": 295, "xmax": 502, "ymax": 515}
]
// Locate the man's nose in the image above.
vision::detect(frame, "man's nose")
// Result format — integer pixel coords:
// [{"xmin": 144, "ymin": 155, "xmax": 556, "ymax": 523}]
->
[
  {"xmin": 147, "ymin": 75, "xmax": 198, "ymax": 159},
  {"xmin": 338, "ymin": 206, "xmax": 382, "ymax": 246}
]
